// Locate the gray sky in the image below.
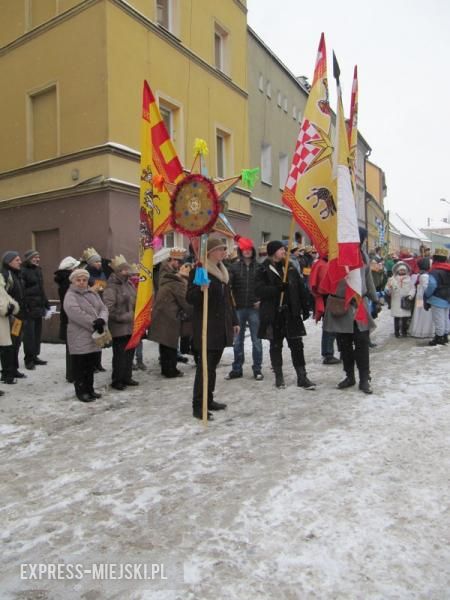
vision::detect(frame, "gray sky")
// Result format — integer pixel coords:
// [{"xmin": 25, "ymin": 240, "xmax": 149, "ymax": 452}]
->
[{"xmin": 246, "ymin": 0, "xmax": 450, "ymax": 227}]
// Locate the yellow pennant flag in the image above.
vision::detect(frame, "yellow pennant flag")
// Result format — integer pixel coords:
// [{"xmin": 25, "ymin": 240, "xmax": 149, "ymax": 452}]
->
[
  {"xmin": 126, "ymin": 82, "xmax": 156, "ymax": 349},
  {"xmin": 282, "ymin": 33, "xmax": 335, "ymax": 257}
]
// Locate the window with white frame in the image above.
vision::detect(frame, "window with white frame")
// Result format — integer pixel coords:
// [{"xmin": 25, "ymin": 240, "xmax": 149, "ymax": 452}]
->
[
  {"xmin": 258, "ymin": 74, "xmax": 264, "ymax": 92},
  {"xmin": 283, "ymin": 96, "xmax": 288, "ymax": 112},
  {"xmin": 164, "ymin": 232, "xmax": 174, "ymax": 247},
  {"xmin": 262, "ymin": 231, "xmax": 271, "ymax": 243},
  {"xmin": 279, "ymin": 153, "xmax": 289, "ymax": 190},
  {"xmin": 156, "ymin": 0, "xmax": 170, "ymax": 30},
  {"xmin": 292, "ymin": 105, "xmax": 297, "ymax": 120},
  {"xmin": 216, "ymin": 128, "xmax": 231, "ymax": 178},
  {"xmin": 28, "ymin": 84, "xmax": 58, "ymax": 163},
  {"xmin": 159, "ymin": 105, "xmax": 173, "ymax": 139},
  {"xmin": 214, "ymin": 22, "xmax": 229, "ymax": 73},
  {"xmin": 158, "ymin": 96, "xmax": 184, "ymax": 159},
  {"xmin": 261, "ymin": 143, "xmax": 272, "ymax": 185},
  {"xmin": 266, "ymin": 80, "xmax": 271, "ymax": 99},
  {"xmin": 277, "ymin": 91, "xmax": 282, "ymax": 107}
]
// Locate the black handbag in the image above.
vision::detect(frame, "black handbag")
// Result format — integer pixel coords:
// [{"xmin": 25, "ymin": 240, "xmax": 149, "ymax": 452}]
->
[{"xmin": 400, "ymin": 296, "xmax": 413, "ymax": 311}]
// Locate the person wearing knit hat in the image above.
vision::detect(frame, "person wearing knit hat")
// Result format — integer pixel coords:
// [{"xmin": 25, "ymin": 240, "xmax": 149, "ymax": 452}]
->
[
  {"xmin": 83, "ymin": 252, "xmax": 108, "ymax": 372},
  {"xmin": 424, "ymin": 247, "xmax": 450, "ymax": 345},
  {"xmin": 21, "ymin": 249, "xmax": 49, "ymax": 370},
  {"xmin": 0, "ymin": 272, "xmax": 20, "ymax": 394},
  {"xmin": 187, "ymin": 237, "xmax": 240, "ymax": 420},
  {"xmin": 64, "ymin": 267, "xmax": 109, "ymax": 402},
  {"xmin": 385, "ymin": 261, "xmax": 415, "ymax": 338},
  {"xmin": 0, "ymin": 251, "xmax": 25, "ymax": 383},
  {"xmin": 23, "ymin": 249, "xmax": 40, "ymax": 263},
  {"xmin": 266, "ymin": 240, "xmax": 284, "ymax": 257},
  {"xmin": 255, "ymin": 240, "xmax": 316, "ymax": 390},
  {"xmin": 54, "ymin": 259, "xmax": 81, "ymax": 383},
  {"xmin": 226, "ymin": 236, "xmax": 264, "ymax": 381},
  {"xmin": 103, "ymin": 255, "xmax": 138, "ymax": 390}
]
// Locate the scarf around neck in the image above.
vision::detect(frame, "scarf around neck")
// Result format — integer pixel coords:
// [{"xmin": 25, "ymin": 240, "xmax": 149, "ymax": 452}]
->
[{"xmin": 206, "ymin": 259, "xmax": 229, "ymax": 284}]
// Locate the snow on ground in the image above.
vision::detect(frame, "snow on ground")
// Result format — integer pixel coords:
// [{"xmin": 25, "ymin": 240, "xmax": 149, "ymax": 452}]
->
[{"xmin": 0, "ymin": 308, "xmax": 449, "ymax": 599}]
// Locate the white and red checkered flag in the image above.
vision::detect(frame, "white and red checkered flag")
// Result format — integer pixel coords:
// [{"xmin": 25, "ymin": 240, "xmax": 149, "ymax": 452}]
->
[{"xmin": 282, "ymin": 33, "xmax": 335, "ymax": 258}]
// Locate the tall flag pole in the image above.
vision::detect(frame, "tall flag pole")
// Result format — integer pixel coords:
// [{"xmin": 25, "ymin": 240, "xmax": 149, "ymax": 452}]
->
[
  {"xmin": 348, "ymin": 65, "xmax": 358, "ymax": 192},
  {"xmin": 328, "ymin": 54, "xmax": 366, "ymax": 322},
  {"xmin": 282, "ymin": 33, "xmax": 335, "ymax": 258}
]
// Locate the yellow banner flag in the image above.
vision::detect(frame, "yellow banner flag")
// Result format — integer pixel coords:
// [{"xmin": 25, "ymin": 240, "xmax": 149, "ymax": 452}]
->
[
  {"xmin": 282, "ymin": 33, "xmax": 335, "ymax": 257},
  {"xmin": 126, "ymin": 82, "xmax": 156, "ymax": 348}
]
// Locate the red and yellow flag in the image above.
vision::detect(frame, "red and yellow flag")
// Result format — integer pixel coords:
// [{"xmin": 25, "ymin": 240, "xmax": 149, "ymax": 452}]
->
[
  {"xmin": 146, "ymin": 85, "xmax": 184, "ymax": 238},
  {"xmin": 282, "ymin": 33, "xmax": 335, "ymax": 257},
  {"xmin": 126, "ymin": 82, "xmax": 155, "ymax": 349},
  {"xmin": 127, "ymin": 82, "xmax": 185, "ymax": 349}
]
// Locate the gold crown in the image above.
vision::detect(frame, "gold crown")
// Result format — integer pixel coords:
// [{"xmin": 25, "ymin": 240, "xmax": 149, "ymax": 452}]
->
[
  {"xmin": 110, "ymin": 254, "xmax": 130, "ymax": 270},
  {"xmin": 434, "ymin": 247, "xmax": 449, "ymax": 258},
  {"xmin": 169, "ymin": 247, "xmax": 187, "ymax": 260},
  {"xmin": 81, "ymin": 246, "xmax": 100, "ymax": 262}
]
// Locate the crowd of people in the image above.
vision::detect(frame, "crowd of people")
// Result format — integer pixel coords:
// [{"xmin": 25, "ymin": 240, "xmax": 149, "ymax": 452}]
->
[{"xmin": 1, "ymin": 238, "xmax": 449, "ymax": 419}]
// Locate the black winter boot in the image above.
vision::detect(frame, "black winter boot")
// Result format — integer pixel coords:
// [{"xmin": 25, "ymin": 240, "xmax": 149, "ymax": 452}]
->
[
  {"xmin": 428, "ymin": 335, "xmax": 446, "ymax": 346},
  {"xmin": 443, "ymin": 334, "xmax": 449, "ymax": 344},
  {"xmin": 394, "ymin": 318, "xmax": 400, "ymax": 338},
  {"xmin": 337, "ymin": 375, "xmax": 356, "ymax": 389},
  {"xmin": 274, "ymin": 367, "xmax": 285, "ymax": 389},
  {"xmin": 295, "ymin": 366, "xmax": 316, "ymax": 390}
]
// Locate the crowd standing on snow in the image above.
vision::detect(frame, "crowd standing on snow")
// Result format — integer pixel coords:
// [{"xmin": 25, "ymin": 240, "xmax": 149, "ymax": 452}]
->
[{"xmin": 1, "ymin": 238, "xmax": 449, "ymax": 419}]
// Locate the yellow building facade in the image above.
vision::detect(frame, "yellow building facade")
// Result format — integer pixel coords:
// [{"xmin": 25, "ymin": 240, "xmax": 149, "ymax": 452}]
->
[
  {"xmin": 365, "ymin": 159, "xmax": 387, "ymax": 252},
  {"xmin": 0, "ymin": 0, "xmax": 249, "ymax": 294}
]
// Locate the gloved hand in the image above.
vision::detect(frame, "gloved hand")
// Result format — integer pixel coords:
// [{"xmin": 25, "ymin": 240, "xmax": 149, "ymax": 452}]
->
[
  {"xmin": 6, "ymin": 303, "xmax": 15, "ymax": 316},
  {"xmin": 302, "ymin": 309, "xmax": 310, "ymax": 321},
  {"xmin": 93, "ymin": 318, "xmax": 106, "ymax": 333}
]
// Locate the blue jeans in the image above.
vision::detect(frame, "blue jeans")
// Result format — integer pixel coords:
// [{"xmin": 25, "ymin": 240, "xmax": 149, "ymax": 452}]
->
[
  {"xmin": 232, "ymin": 308, "xmax": 263, "ymax": 374},
  {"xmin": 322, "ymin": 329, "xmax": 337, "ymax": 358}
]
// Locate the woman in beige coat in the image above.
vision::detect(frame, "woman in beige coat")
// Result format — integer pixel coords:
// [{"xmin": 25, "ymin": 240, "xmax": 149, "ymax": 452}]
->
[
  {"xmin": 64, "ymin": 269, "xmax": 109, "ymax": 402},
  {"xmin": 103, "ymin": 256, "xmax": 137, "ymax": 390},
  {"xmin": 0, "ymin": 274, "xmax": 19, "ymax": 396}
]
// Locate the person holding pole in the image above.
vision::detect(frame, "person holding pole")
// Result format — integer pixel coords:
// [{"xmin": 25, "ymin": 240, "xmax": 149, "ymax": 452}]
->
[
  {"xmin": 255, "ymin": 240, "xmax": 315, "ymax": 390},
  {"xmin": 187, "ymin": 238, "xmax": 239, "ymax": 421}
]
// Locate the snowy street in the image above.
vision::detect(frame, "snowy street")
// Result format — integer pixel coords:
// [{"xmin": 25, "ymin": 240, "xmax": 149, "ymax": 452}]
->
[{"xmin": 1, "ymin": 307, "xmax": 449, "ymax": 599}]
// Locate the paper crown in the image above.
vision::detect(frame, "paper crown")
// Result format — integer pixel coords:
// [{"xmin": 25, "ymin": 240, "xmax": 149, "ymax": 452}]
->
[
  {"xmin": 169, "ymin": 247, "xmax": 187, "ymax": 260},
  {"xmin": 81, "ymin": 246, "xmax": 100, "ymax": 262},
  {"xmin": 110, "ymin": 254, "xmax": 130, "ymax": 270}
]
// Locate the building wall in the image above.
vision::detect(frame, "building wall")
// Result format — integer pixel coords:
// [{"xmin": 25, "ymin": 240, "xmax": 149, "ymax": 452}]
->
[
  {"xmin": 365, "ymin": 159, "xmax": 386, "ymax": 251},
  {"xmin": 247, "ymin": 29, "xmax": 309, "ymax": 244}
]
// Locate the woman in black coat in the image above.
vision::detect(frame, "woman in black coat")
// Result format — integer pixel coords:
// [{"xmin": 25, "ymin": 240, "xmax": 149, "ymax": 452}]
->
[
  {"xmin": 187, "ymin": 239, "xmax": 239, "ymax": 421},
  {"xmin": 255, "ymin": 240, "xmax": 315, "ymax": 390}
]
